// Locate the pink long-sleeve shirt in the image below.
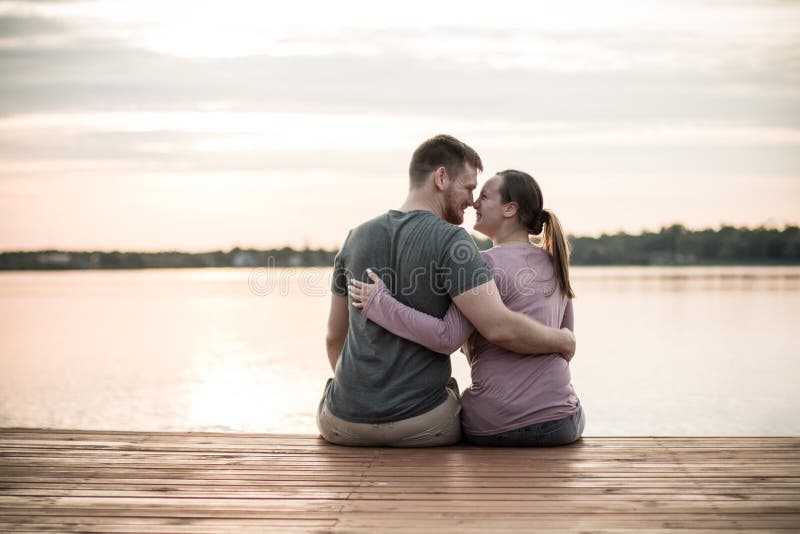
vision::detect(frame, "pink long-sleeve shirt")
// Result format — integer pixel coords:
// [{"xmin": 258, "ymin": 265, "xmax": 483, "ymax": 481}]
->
[{"xmin": 361, "ymin": 245, "xmax": 578, "ymax": 436}]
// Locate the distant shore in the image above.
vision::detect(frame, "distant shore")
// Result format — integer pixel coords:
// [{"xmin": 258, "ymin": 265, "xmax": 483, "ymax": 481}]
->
[{"xmin": 2, "ymin": 225, "xmax": 798, "ymax": 270}]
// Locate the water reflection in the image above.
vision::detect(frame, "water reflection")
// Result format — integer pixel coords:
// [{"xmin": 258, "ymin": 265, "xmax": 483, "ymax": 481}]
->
[
  {"xmin": 184, "ymin": 351, "xmax": 279, "ymax": 432},
  {"xmin": 572, "ymin": 266, "xmax": 800, "ymax": 292}
]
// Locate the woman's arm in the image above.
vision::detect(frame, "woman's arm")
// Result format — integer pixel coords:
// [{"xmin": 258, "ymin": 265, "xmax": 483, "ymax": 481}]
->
[{"xmin": 349, "ymin": 270, "xmax": 474, "ymax": 355}]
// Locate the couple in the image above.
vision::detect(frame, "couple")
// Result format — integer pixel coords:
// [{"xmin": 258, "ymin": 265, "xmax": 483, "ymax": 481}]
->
[{"xmin": 317, "ymin": 134, "xmax": 583, "ymax": 447}]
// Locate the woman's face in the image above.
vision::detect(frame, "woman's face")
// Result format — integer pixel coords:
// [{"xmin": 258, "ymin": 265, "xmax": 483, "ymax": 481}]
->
[{"xmin": 473, "ymin": 175, "xmax": 507, "ymax": 238}]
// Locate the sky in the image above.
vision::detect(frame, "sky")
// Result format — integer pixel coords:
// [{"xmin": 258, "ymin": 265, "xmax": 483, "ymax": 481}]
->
[{"xmin": 0, "ymin": 0, "xmax": 798, "ymax": 251}]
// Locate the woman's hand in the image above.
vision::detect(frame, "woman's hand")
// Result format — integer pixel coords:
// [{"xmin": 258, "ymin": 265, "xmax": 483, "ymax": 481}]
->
[{"xmin": 348, "ymin": 268, "xmax": 384, "ymax": 309}]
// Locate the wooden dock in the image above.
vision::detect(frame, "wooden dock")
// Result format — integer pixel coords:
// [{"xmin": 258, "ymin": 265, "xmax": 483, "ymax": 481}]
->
[{"xmin": 1, "ymin": 429, "xmax": 798, "ymax": 532}]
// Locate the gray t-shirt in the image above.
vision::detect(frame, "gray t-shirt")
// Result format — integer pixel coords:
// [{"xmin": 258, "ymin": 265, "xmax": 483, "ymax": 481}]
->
[{"xmin": 326, "ymin": 209, "xmax": 491, "ymax": 423}]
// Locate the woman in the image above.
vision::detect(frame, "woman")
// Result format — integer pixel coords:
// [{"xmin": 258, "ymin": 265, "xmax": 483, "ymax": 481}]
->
[{"xmin": 348, "ymin": 169, "xmax": 584, "ymax": 446}]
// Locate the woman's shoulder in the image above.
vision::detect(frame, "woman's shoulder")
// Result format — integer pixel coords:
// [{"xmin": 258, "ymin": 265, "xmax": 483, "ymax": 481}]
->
[
  {"xmin": 481, "ymin": 244, "xmax": 551, "ymax": 264},
  {"xmin": 481, "ymin": 246, "xmax": 550, "ymax": 285}
]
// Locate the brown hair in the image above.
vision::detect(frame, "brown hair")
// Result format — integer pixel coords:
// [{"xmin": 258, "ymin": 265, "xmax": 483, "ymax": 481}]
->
[
  {"xmin": 497, "ymin": 169, "xmax": 574, "ymax": 298},
  {"xmin": 408, "ymin": 134, "xmax": 483, "ymax": 187}
]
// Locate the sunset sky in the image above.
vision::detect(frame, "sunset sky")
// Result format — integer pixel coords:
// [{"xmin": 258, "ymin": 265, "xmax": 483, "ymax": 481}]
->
[{"xmin": 1, "ymin": 0, "xmax": 798, "ymax": 251}]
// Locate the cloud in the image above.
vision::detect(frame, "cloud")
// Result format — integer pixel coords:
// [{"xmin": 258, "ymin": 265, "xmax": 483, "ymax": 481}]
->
[
  {"xmin": 0, "ymin": 14, "xmax": 68, "ymax": 37},
  {"xmin": 0, "ymin": 4, "xmax": 798, "ymax": 124},
  {"xmin": 1, "ymin": 38, "xmax": 798, "ymax": 127},
  {"xmin": 2, "ymin": 117, "xmax": 799, "ymax": 183}
]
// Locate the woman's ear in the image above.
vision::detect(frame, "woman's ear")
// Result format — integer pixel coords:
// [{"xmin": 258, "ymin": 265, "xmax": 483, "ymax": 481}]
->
[{"xmin": 504, "ymin": 201, "xmax": 518, "ymax": 219}]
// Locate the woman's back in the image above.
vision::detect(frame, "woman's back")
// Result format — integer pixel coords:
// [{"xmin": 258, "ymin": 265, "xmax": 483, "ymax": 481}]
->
[{"xmin": 460, "ymin": 245, "xmax": 578, "ymax": 436}]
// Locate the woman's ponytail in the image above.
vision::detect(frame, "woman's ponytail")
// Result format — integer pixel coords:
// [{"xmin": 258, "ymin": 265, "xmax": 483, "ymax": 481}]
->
[{"xmin": 539, "ymin": 209, "xmax": 574, "ymax": 298}]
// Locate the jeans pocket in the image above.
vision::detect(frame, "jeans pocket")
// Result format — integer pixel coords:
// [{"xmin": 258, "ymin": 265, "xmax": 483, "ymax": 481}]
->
[{"xmin": 529, "ymin": 417, "xmax": 569, "ymax": 436}]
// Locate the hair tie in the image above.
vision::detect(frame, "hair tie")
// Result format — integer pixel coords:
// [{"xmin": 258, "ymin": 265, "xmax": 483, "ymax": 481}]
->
[{"xmin": 540, "ymin": 210, "xmax": 550, "ymax": 224}]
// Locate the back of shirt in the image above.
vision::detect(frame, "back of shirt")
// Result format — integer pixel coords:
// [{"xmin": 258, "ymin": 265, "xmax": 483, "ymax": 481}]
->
[{"xmin": 326, "ymin": 210, "xmax": 491, "ymax": 424}]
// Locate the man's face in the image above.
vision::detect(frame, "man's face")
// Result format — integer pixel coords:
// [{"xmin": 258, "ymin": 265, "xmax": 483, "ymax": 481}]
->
[{"xmin": 442, "ymin": 164, "xmax": 478, "ymax": 225}]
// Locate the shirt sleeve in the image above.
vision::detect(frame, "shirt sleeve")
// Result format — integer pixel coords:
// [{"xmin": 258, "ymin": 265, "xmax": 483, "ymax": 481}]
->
[
  {"xmin": 561, "ymin": 298, "xmax": 574, "ymax": 332},
  {"xmin": 361, "ymin": 284, "xmax": 475, "ymax": 355},
  {"xmin": 439, "ymin": 228, "xmax": 492, "ymax": 298}
]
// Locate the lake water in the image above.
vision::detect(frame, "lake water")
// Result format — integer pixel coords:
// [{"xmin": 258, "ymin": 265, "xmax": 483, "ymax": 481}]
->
[{"xmin": 1, "ymin": 266, "xmax": 798, "ymax": 436}]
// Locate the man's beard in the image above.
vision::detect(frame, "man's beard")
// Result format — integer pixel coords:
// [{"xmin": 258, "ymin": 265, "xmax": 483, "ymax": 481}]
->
[{"xmin": 442, "ymin": 188, "xmax": 464, "ymax": 225}]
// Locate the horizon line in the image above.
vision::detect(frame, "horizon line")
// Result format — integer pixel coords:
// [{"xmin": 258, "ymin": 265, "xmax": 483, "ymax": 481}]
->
[{"xmin": 2, "ymin": 222, "xmax": 798, "ymax": 255}]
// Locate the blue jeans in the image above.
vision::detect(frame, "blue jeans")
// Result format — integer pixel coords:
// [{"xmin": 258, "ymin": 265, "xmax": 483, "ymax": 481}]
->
[{"xmin": 464, "ymin": 405, "xmax": 585, "ymax": 447}]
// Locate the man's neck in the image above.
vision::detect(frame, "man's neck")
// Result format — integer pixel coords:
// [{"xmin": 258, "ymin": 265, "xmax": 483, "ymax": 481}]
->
[{"xmin": 399, "ymin": 189, "xmax": 443, "ymax": 219}]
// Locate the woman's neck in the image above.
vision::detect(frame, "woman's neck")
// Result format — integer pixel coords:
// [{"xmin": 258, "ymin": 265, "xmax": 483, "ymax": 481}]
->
[{"xmin": 492, "ymin": 225, "xmax": 532, "ymax": 247}]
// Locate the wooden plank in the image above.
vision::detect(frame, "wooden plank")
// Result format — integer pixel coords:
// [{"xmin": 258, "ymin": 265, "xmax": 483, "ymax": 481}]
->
[
  {"xmin": 2, "ymin": 495, "xmax": 799, "ymax": 514},
  {"xmin": 3, "ymin": 488, "xmax": 800, "ymax": 502},
  {"xmin": 3, "ymin": 449, "xmax": 793, "ymax": 461},
  {"xmin": 3, "ymin": 481, "xmax": 799, "ymax": 493},
  {"xmin": 1, "ymin": 472, "xmax": 797, "ymax": 484},
  {"xmin": 3, "ymin": 478, "xmax": 798, "ymax": 494}
]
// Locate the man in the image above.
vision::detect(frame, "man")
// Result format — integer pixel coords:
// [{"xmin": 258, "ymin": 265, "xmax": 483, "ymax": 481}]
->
[{"xmin": 317, "ymin": 134, "xmax": 575, "ymax": 447}]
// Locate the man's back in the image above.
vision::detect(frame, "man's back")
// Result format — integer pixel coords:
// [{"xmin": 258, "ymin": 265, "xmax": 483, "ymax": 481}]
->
[{"xmin": 326, "ymin": 209, "xmax": 490, "ymax": 423}]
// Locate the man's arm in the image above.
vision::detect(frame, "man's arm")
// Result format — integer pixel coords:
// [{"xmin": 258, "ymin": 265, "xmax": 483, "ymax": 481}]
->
[
  {"xmin": 325, "ymin": 293, "xmax": 349, "ymax": 371},
  {"xmin": 452, "ymin": 280, "xmax": 575, "ymax": 360}
]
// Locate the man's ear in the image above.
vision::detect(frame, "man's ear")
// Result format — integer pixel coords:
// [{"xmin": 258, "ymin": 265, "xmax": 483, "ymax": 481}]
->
[
  {"xmin": 504, "ymin": 202, "xmax": 518, "ymax": 219},
  {"xmin": 432, "ymin": 166, "xmax": 447, "ymax": 191}
]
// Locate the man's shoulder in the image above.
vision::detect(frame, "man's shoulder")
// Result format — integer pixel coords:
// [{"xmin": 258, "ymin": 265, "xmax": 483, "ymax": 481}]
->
[
  {"xmin": 352, "ymin": 211, "xmax": 392, "ymax": 230},
  {"xmin": 350, "ymin": 210, "xmax": 461, "ymax": 239},
  {"xmin": 344, "ymin": 212, "xmax": 393, "ymax": 243}
]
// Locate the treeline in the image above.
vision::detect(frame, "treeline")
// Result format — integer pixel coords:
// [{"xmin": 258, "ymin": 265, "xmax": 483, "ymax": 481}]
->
[
  {"xmin": 0, "ymin": 247, "xmax": 337, "ymax": 271},
  {"xmin": 2, "ymin": 225, "xmax": 799, "ymax": 270},
  {"xmin": 482, "ymin": 224, "xmax": 800, "ymax": 265}
]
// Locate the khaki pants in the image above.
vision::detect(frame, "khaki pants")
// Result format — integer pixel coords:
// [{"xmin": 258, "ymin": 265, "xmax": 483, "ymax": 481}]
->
[{"xmin": 316, "ymin": 378, "xmax": 462, "ymax": 447}]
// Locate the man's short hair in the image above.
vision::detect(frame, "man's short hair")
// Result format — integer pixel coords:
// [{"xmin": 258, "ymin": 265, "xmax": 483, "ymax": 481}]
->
[{"xmin": 408, "ymin": 134, "xmax": 483, "ymax": 187}]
